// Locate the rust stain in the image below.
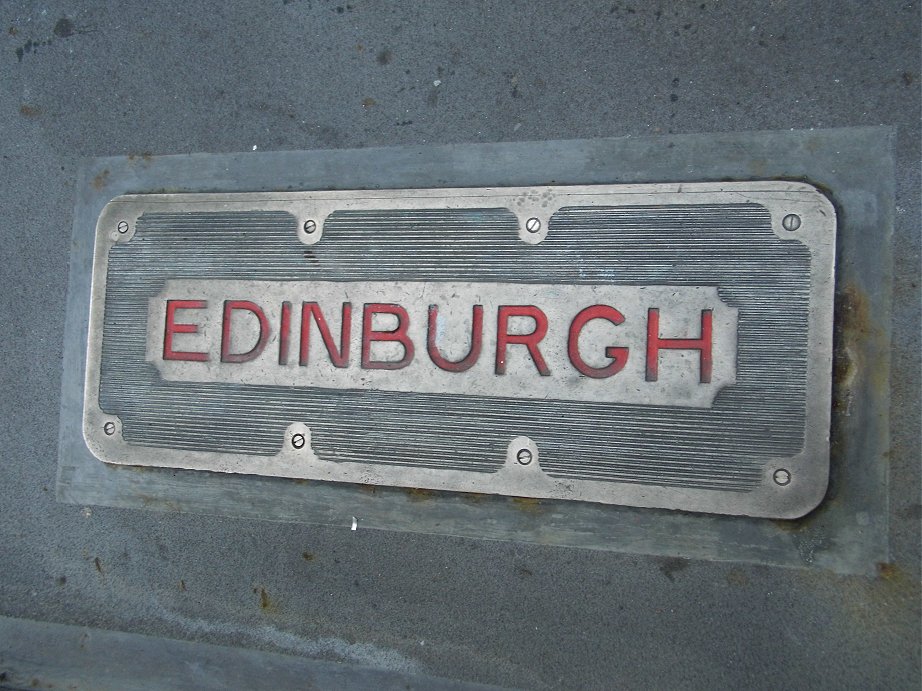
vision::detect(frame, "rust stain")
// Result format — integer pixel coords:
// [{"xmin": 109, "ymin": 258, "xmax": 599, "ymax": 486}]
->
[
  {"xmin": 832, "ymin": 282, "xmax": 887, "ymax": 409},
  {"xmin": 876, "ymin": 562, "xmax": 899, "ymax": 581},
  {"xmin": 511, "ymin": 496, "xmax": 544, "ymax": 513},
  {"xmin": 179, "ymin": 579, "xmax": 187, "ymax": 591},
  {"xmin": 127, "ymin": 151, "xmax": 153, "ymax": 164},
  {"xmin": 137, "ymin": 494, "xmax": 182, "ymax": 512},
  {"xmin": 358, "ymin": 483, "xmax": 378, "ymax": 495},
  {"xmin": 362, "ymin": 97, "xmax": 377, "ymax": 108},
  {"xmin": 92, "ymin": 169, "xmax": 110, "ymax": 190},
  {"xmin": 254, "ymin": 585, "xmax": 277, "ymax": 612},
  {"xmin": 726, "ymin": 568, "xmax": 749, "ymax": 587},
  {"xmin": 93, "ymin": 557, "xmax": 103, "ymax": 573},
  {"xmin": 771, "ymin": 513, "xmax": 817, "ymax": 532},
  {"xmin": 796, "ymin": 562, "xmax": 921, "ymax": 637},
  {"xmin": 406, "ymin": 487, "xmax": 435, "ymax": 501},
  {"xmin": 461, "ymin": 492, "xmax": 490, "ymax": 503},
  {"xmin": 301, "ymin": 551, "xmax": 315, "ymax": 561},
  {"xmin": 19, "ymin": 104, "xmax": 41, "ymax": 117},
  {"xmin": 761, "ymin": 281, "xmax": 893, "ymax": 532}
]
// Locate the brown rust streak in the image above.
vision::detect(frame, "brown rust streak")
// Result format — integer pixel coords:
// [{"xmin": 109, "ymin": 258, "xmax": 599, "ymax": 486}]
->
[
  {"xmin": 91, "ymin": 169, "xmax": 109, "ymax": 190},
  {"xmin": 406, "ymin": 487, "xmax": 436, "ymax": 501},
  {"xmin": 773, "ymin": 281, "xmax": 887, "ymax": 531},
  {"xmin": 510, "ymin": 497, "xmax": 545, "ymax": 513},
  {"xmin": 832, "ymin": 282, "xmax": 888, "ymax": 416},
  {"xmin": 254, "ymin": 585, "xmax": 277, "ymax": 613}
]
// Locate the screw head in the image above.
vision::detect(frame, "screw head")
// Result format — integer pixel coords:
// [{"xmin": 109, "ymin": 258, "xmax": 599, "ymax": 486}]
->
[
  {"xmin": 781, "ymin": 214, "xmax": 801, "ymax": 232},
  {"xmin": 524, "ymin": 217, "xmax": 542, "ymax": 233},
  {"xmin": 291, "ymin": 433, "xmax": 306, "ymax": 449},
  {"xmin": 103, "ymin": 421, "xmax": 116, "ymax": 436},
  {"xmin": 516, "ymin": 448, "xmax": 533, "ymax": 465},
  {"xmin": 117, "ymin": 221, "xmax": 129, "ymax": 234},
  {"xmin": 303, "ymin": 220, "xmax": 317, "ymax": 234},
  {"xmin": 773, "ymin": 468, "xmax": 791, "ymax": 486}
]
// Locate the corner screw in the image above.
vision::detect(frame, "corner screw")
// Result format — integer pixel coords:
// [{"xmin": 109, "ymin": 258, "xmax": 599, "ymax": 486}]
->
[
  {"xmin": 291, "ymin": 433, "xmax": 306, "ymax": 449},
  {"xmin": 103, "ymin": 421, "xmax": 116, "ymax": 436},
  {"xmin": 781, "ymin": 214, "xmax": 801, "ymax": 232},
  {"xmin": 303, "ymin": 220, "xmax": 317, "ymax": 234},
  {"xmin": 773, "ymin": 468, "xmax": 791, "ymax": 486},
  {"xmin": 516, "ymin": 448, "xmax": 533, "ymax": 465},
  {"xmin": 524, "ymin": 217, "xmax": 542, "ymax": 233},
  {"xmin": 117, "ymin": 221, "xmax": 129, "ymax": 234}
]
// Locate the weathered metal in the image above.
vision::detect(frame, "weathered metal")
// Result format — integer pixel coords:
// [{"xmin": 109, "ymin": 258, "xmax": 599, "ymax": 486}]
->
[{"xmin": 83, "ymin": 183, "xmax": 835, "ymax": 518}]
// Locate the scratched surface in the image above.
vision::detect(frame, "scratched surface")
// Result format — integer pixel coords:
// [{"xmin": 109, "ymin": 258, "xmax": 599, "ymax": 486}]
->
[{"xmin": 2, "ymin": 2, "xmax": 920, "ymax": 689}]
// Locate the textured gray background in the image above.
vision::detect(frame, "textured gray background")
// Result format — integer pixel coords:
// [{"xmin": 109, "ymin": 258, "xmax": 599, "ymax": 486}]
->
[{"xmin": 1, "ymin": 1, "xmax": 919, "ymax": 689}]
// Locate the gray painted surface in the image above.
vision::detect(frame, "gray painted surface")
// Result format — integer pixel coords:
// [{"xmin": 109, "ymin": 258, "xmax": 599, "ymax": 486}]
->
[
  {"xmin": 59, "ymin": 129, "xmax": 889, "ymax": 572},
  {"xmin": 0, "ymin": 615, "xmax": 501, "ymax": 690},
  {"xmin": 1, "ymin": 2, "xmax": 919, "ymax": 689}
]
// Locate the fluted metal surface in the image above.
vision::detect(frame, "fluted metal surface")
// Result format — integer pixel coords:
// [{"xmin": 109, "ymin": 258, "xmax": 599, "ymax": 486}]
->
[{"xmin": 99, "ymin": 205, "xmax": 809, "ymax": 491}]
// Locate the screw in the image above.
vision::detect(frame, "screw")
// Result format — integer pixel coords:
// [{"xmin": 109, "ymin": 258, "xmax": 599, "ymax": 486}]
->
[
  {"xmin": 773, "ymin": 468, "xmax": 791, "ymax": 486},
  {"xmin": 524, "ymin": 217, "xmax": 542, "ymax": 233},
  {"xmin": 117, "ymin": 221, "xmax": 129, "ymax": 234},
  {"xmin": 516, "ymin": 448, "xmax": 533, "ymax": 465},
  {"xmin": 781, "ymin": 214, "xmax": 801, "ymax": 232},
  {"xmin": 303, "ymin": 220, "xmax": 317, "ymax": 234},
  {"xmin": 291, "ymin": 433, "xmax": 306, "ymax": 449},
  {"xmin": 103, "ymin": 421, "xmax": 116, "ymax": 436}
]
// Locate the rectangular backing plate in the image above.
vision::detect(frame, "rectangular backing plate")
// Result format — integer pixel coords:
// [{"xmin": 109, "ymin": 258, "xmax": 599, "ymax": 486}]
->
[{"xmin": 83, "ymin": 182, "xmax": 835, "ymax": 519}]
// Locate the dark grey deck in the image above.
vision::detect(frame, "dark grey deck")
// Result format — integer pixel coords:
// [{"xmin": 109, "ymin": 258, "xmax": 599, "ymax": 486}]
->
[
  {"xmin": 1, "ymin": 2, "xmax": 918, "ymax": 688},
  {"xmin": 59, "ymin": 129, "xmax": 887, "ymax": 573}
]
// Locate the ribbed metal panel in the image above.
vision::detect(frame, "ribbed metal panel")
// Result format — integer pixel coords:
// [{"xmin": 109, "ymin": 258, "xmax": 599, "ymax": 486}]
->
[{"xmin": 99, "ymin": 205, "xmax": 809, "ymax": 491}]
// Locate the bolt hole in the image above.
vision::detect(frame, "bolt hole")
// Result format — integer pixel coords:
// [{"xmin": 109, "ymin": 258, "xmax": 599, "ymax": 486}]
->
[
  {"xmin": 524, "ymin": 217, "xmax": 542, "ymax": 233},
  {"xmin": 516, "ymin": 448, "xmax": 533, "ymax": 465},
  {"xmin": 291, "ymin": 433, "xmax": 306, "ymax": 449},
  {"xmin": 103, "ymin": 421, "xmax": 116, "ymax": 436},
  {"xmin": 781, "ymin": 214, "xmax": 801, "ymax": 232},
  {"xmin": 303, "ymin": 220, "xmax": 317, "ymax": 234},
  {"xmin": 117, "ymin": 221, "xmax": 129, "ymax": 234},
  {"xmin": 773, "ymin": 468, "xmax": 791, "ymax": 486}
]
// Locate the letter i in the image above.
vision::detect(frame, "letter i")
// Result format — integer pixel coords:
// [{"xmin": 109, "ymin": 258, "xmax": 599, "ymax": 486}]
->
[{"xmin": 279, "ymin": 301, "xmax": 292, "ymax": 365}]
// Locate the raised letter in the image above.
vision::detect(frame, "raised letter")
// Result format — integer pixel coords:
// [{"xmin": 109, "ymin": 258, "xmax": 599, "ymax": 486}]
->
[
  {"xmin": 495, "ymin": 305, "xmax": 550, "ymax": 376},
  {"xmin": 361, "ymin": 303, "xmax": 414, "ymax": 370},
  {"xmin": 163, "ymin": 299, "xmax": 209, "ymax": 362},
  {"xmin": 567, "ymin": 305, "xmax": 629, "ymax": 378},
  {"xmin": 300, "ymin": 302, "xmax": 351, "ymax": 368},
  {"xmin": 427, "ymin": 305, "xmax": 483, "ymax": 373},
  {"xmin": 221, "ymin": 300, "xmax": 269, "ymax": 363},
  {"xmin": 279, "ymin": 301, "xmax": 292, "ymax": 365},
  {"xmin": 645, "ymin": 308, "xmax": 713, "ymax": 383}
]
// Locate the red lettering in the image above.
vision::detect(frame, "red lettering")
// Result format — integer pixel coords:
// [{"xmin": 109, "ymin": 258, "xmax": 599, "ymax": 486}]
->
[
  {"xmin": 495, "ymin": 305, "xmax": 550, "ymax": 376},
  {"xmin": 645, "ymin": 308, "xmax": 713, "ymax": 383},
  {"xmin": 567, "ymin": 305, "xmax": 628, "ymax": 378},
  {"xmin": 361, "ymin": 303, "xmax": 414, "ymax": 370},
  {"xmin": 279, "ymin": 301, "xmax": 292, "ymax": 365},
  {"xmin": 427, "ymin": 305, "xmax": 483, "ymax": 372},
  {"xmin": 221, "ymin": 300, "xmax": 270, "ymax": 363},
  {"xmin": 300, "ymin": 302, "xmax": 351, "ymax": 368},
  {"xmin": 163, "ymin": 299, "xmax": 209, "ymax": 362}
]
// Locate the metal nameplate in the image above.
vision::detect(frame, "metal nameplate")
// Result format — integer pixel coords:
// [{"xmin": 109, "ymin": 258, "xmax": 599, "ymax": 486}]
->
[{"xmin": 83, "ymin": 183, "xmax": 836, "ymax": 518}]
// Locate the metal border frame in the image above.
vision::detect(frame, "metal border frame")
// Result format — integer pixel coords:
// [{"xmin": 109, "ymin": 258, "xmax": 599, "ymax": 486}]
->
[
  {"xmin": 57, "ymin": 127, "xmax": 893, "ymax": 573},
  {"xmin": 83, "ymin": 183, "xmax": 835, "ymax": 519}
]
